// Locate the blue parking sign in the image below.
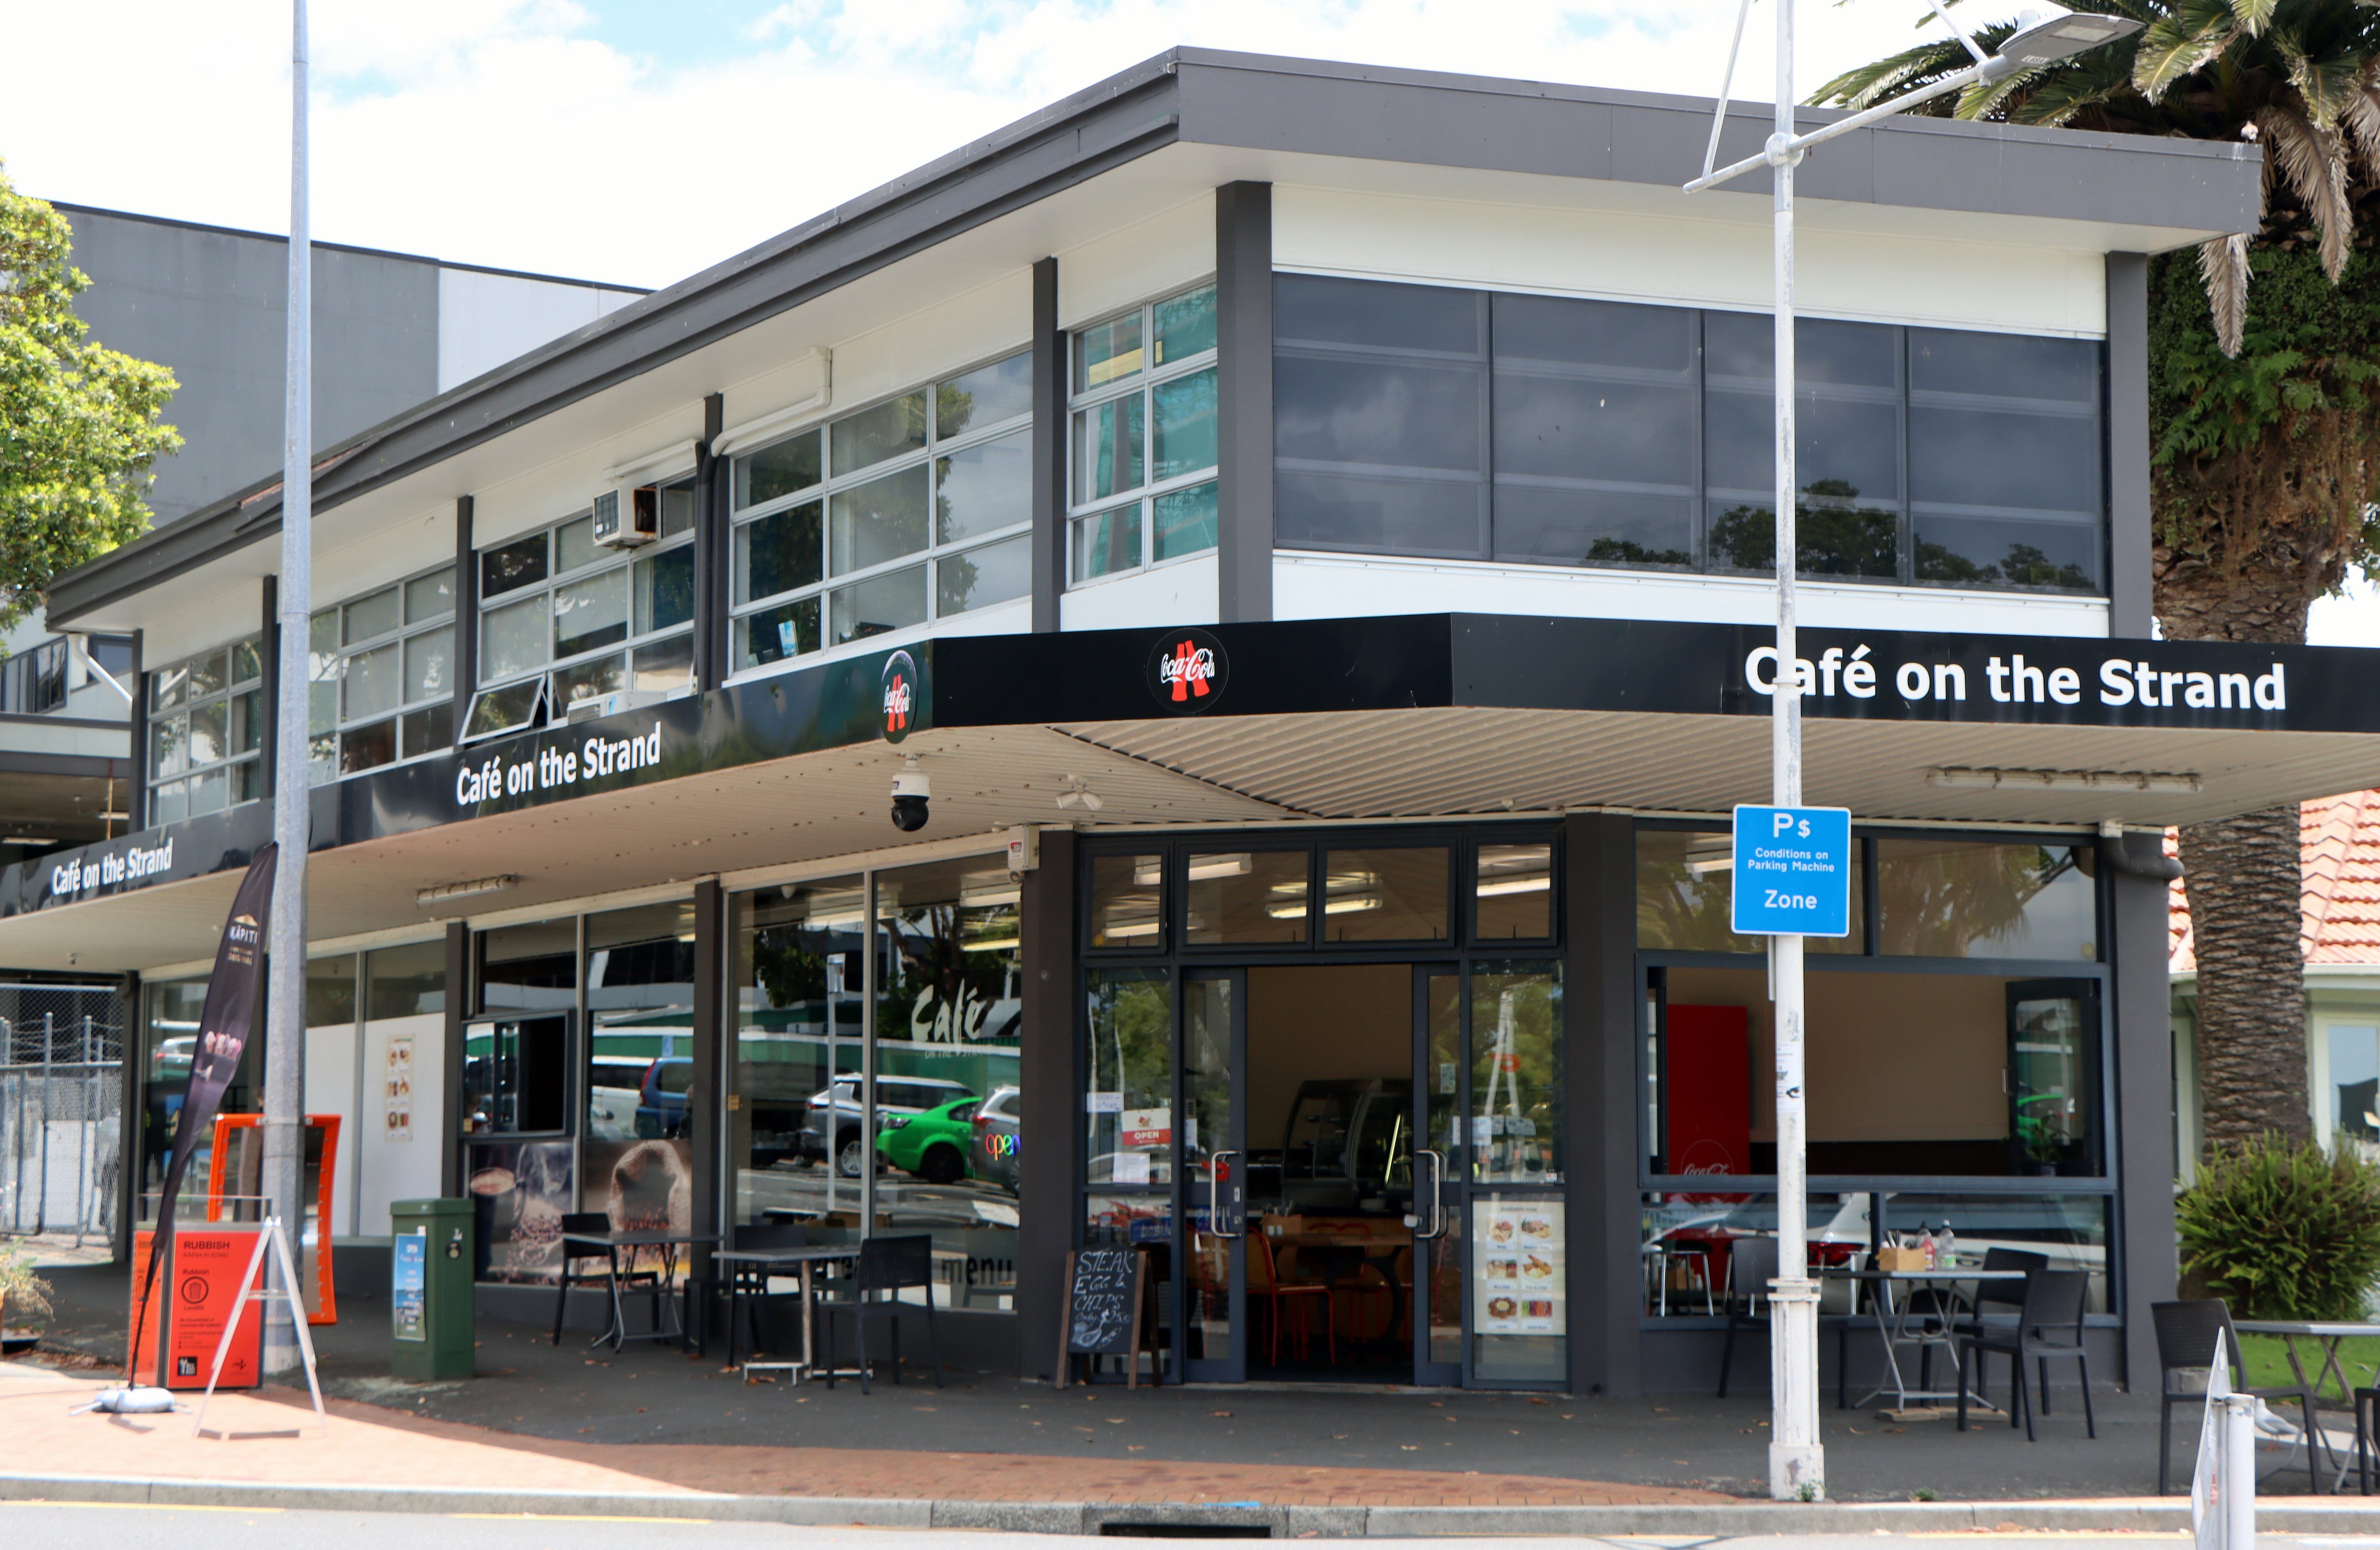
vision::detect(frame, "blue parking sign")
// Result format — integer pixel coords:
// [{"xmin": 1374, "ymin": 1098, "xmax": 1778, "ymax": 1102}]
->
[{"xmin": 1731, "ymin": 805, "xmax": 1853, "ymax": 937}]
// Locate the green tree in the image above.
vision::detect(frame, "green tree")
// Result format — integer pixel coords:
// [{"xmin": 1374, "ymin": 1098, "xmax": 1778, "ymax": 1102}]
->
[
  {"xmin": 0, "ymin": 163, "xmax": 178, "ymax": 635},
  {"xmin": 1815, "ymin": 0, "xmax": 2380, "ymax": 1150}
]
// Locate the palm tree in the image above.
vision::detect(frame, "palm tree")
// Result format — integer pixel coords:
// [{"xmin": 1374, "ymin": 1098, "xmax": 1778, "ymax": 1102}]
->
[{"xmin": 1817, "ymin": 0, "xmax": 2380, "ymax": 1154}]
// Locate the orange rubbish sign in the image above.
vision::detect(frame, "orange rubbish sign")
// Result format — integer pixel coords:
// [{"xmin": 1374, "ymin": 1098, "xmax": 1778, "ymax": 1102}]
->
[{"xmin": 130, "ymin": 1225, "xmax": 263, "ymax": 1389}]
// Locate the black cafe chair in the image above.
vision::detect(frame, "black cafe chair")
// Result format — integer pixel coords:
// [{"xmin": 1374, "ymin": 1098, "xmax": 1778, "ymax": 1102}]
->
[
  {"xmin": 1957, "ymin": 1269, "xmax": 2094, "ymax": 1441},
  {"xmin": 2152, "ymin": 1299, "xmax": 2327, "ymax": 1495},
  {"xmin": 1716, "ymin": 1236, "xmax": 1781, "ymax": 1398},
  {"xmin": 727, "ymin": 1219, "xmax": 807, "ymax": 1364},
  {"xmin": 551, "ymin": 1211, "xmax": 667, "ymax": 1347},
  {"xmin": 818, "ymin": 1234, "xmax": 943, "ymax": 1394}
]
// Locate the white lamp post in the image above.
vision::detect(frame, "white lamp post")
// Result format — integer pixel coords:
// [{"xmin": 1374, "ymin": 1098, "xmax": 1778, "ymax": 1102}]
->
[{"xmin": 1681, "ymin": 3, "xmax": 2139, "ymax": 1501}]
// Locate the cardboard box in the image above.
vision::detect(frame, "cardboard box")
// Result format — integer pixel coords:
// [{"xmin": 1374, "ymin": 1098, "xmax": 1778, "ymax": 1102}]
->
[{"xmin": 1876, "ymin": 1246, "xmax": 1933, "ymax": 1273}]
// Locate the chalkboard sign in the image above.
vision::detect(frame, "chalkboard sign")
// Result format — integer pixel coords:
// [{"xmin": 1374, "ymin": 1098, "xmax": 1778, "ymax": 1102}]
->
[{"xmin": 1056, "ymin": 1248, "xmax": 1147, "ymax": 1388}]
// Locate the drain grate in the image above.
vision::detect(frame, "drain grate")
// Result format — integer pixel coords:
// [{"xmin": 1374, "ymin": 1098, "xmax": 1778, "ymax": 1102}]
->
[{"xmin": 1098, "ymin": 1525, "xmax": 1274, "ymax": 1538}]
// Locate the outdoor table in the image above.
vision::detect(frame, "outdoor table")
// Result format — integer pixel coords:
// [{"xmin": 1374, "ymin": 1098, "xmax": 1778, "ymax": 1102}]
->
[
  {"xmin": 2233, "ymin": 1318, "xmax": 2380, "ymax": 1493},
  {"xmin": 1824, "ymin": 1266, "xmax": 2029, "ymax": 1413},
  {"xmin": 714, "ymin": 1243, "xmax": 861, "ymax": 1382},
  {"xmin": 556, "ymin": 1227, "xmax": 717, "ymax": 1353}
]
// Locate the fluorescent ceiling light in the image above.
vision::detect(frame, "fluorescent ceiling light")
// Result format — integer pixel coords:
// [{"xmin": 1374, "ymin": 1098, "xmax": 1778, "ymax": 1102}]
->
[
  {"xmin": 1131, "ymin": 859, "xmax": 1161, "ymax": 887},
  {"xmin": 417, "ymin": 874, "xmax": 520, "ymax": 908},
  {"xmin": 964, "ymin": 936, "xmax": 1021, "ymax": 953},
  {"xmin": 1187, "ymin": 855, "xmax": 1253, "ymax": 880},
  {"xmin": 1477, "ymin": 877, "xmax": 1551, "ymax": 897},
  {"xmin": 1687, "ymin": 856, "xmax": 1734, "ymax": 876},
  {"xmin": 1102, "ymin": 918, "xmax": 1162, "ymax": 938},
  {"xmin": 1926, "ymin": 766, "xmax": 2202, "ymax": 794},
  {"xmin": 1, "ymin": 835, "xmax": 54, "ymax": 844}
]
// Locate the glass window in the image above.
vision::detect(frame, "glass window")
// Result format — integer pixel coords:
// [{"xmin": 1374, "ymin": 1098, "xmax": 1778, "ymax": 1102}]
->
[
  {"xmin": 471, "ymin": 480, "xmax": 696, "ymax": 739},
  {"xmin": 731, "ymin": 876, "xmax": 866, "ymax": 1234},
  {"xmin": 1910, "ymin": 328, "xmax": 2101, "ymax": 592},
  {"xmin": 405, "ymin": 626, "xmax": 452, "ymax": 703},
  {"xmin": 343, "ymin": 641, "xmax": 401, "ymax": 721},
  {"xmin": 735, "ymin": 430, "xmax": 821, "ymax": 509},
  {"xmin": 1085, "ymin": 968, "xmax": 1172, "ymax": 1184},
  {"xmin": 405, "ymin": 571, "xmax": 454, "ymax": 624},
  {"xmin": 1320, "ymin": 848, "xmax": 1449, "ymax": 942},
  {"xmin": 462, "ymin": 1014, "xmax": 571, "ymax": 1135},
  {"xmin": 734, "ymin": 354, "xmax": 1033, "ymax": 670},
  {"xmin": 481, "ymin": 533, "xmax": 547, "ymax": 598},
  {"xmin": 1875, "ymin": 839, "xmax": 2096, "ymax": 959},
  {"xmin": 141, "ymin": 636, "xmax": 265, "ymax": 820},
  {"xmin": 342, "ymin": 587, "xmax": 399, "ymax": 645},
  {"xmin": 367, "ymin": 940, "xmax": 446, "ymax": 1021},
  {"xmin": 936, "ymin": 533, "xmax": 1030, "ymax": 618},
  {"xmin": 307, "ymin": 954, "xmax": 356, "ymax": 1028},
  {"xmin": 2330, "ymin": 1024, "xmax": 2380, "ymax": 1149},
  {"xmin": 1477, "ymin": 843, "xmax": 1553, "ymax": 940},
  {"xmin": 1090, "ymin": 854, "xmax": 1163, "ymax": 949},
  {"xmin": 582, "ymin": 901, "xmax": 698, "ymax": 1239},
  {"xmin": 1472, "ymin": 962, "xmax": 1562, "ymax": 1184},
  {"xmin": 1185, "ymin": 850, "xmax": 1309, "ymax": 945},
  {"xmin": 829, "ymin": 565, "xmax": 928, "ymax": 645},
  {"xmin": 1067, "ymin": 285, "xmax": 1221, "ymax": 584}
]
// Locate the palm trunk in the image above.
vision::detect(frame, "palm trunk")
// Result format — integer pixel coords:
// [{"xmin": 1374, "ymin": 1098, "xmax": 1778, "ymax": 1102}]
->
[{"xmin": 2179, "ymin": 807, "xmax": 2310, "ymax": 1150}]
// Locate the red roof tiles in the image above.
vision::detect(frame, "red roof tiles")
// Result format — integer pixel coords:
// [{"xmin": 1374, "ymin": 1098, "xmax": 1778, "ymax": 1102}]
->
[{"xmin": 2170, "ymin": 791, "xmax": 2380, "ymax": 972}]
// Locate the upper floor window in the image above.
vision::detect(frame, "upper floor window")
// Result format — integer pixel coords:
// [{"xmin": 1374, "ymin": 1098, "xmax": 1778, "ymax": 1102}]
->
[
  {"xmin": 730, "ymin": 353, "xmax": 1031, "ymax": 673},
  {"xmin": 464, "ymin": 479, "xmax": 697, "ymax": 741},
  {"xmin": 0, "ymin": 639, "xmax": 70, "ymax": 716},
  {"xmin": 1069, "ymin": 284, "xmax": 1219, "ymax": 585},
  {"xmin": 1273, "ymin": 274, "xmax": 2105, "ymax": 595},
  {"xmin": 310, "ymin": 568, "xmax": 457, "ymax": 782},
  {"xmin": 146, "ymin": 637, "xmax": 263, "ymax": 823}
]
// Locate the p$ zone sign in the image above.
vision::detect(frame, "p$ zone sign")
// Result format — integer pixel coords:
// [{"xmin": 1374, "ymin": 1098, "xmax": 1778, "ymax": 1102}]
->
[
  {"xmin": 880, "ymin": 650, "xmax": 918, "ymax": 743},
  {"xmin": 1147, "ymin": 628, "xmax": 1228, "ymax": 713}
]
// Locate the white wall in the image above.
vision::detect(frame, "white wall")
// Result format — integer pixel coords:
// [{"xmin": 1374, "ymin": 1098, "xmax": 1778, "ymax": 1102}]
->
[
  {"xmin": 358, "ymin": 1012, "xmax": 445, "ymax": 1239},
  {"xmin": 303, "ymin": 1016, "xmax": 358, "ymax": 1238},
  {"xmin": 1274, "ymin": 551, "xmax": 2111, "ymax": 638},
  {"xmin": 1274, "ymin": 186, "xmax": 2107, "ymax": 338},
  {"xmin": 1062, "ymin": 554, "xmax": 1220, "ymax": 631},
  {"xmin": 437, "ymin": 268, "xmax": 641, "ymax": 394}
]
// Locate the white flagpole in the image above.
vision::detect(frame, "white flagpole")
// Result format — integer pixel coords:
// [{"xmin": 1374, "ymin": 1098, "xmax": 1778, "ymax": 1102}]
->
[{"xmin": 261, "ymin": 0, "xmax": 313, "ymax": 1378}]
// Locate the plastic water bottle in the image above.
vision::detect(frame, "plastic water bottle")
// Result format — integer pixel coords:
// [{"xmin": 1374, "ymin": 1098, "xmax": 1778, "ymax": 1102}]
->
[{"xmin": 1935, "ymin": 1221, "xmax": 1957, "ymax": 1270}]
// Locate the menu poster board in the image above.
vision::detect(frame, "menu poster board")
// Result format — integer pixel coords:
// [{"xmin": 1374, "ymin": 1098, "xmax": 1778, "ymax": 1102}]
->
[
  {"xmin": 385, "ymin": 1035, "xmax": 414, "ymax": 1142},
  {"xmin": 1474, "ymin": 1199, "xmax": 1565, "ymax": 1336},
  {"xmin": 392, "ymin": 1230, "xmax": 427, "ymax": 1342}
]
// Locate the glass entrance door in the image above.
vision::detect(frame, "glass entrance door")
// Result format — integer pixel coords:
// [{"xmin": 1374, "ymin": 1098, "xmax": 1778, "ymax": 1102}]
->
[
  {"xmin": 1412, "ymin": 966, "xmax": 1462, "ymax": 1385},
  {"xmin": 1184, "ymin": 971, "xmax": 1244, "ymax": 1381}
]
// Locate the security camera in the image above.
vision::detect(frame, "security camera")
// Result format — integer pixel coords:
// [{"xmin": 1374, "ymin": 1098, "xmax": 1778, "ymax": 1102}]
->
[{"xmin": 890, "ymin": 759, "xmax": 931, "ymax": 832}]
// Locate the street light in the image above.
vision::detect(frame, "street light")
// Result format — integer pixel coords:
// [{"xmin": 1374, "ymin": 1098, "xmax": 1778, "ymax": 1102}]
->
[{"xmin": 1680, "ymin": 1, "xmax": 2139, "ymax": 1504}]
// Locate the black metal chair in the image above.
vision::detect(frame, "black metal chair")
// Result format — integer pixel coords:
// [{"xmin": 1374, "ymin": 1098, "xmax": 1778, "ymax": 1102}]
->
[
  {"xmin": 727, "ymin": 1219, "xmax": 807, "ymax": 1364},
  {"xmin": 550, "ymin": 1211, "xmax": 667, "ymax": 1347},
  {"xmin": 2151, "ymin": 1299, "xmax": 2327, "ymax": 1495},
  {"xmin": 817, "ymin": 1234, "xmax": 943, "ymax": 1393},
  {"xmin": 1923, "ymin": 1247, "xmax": 2050, "ymax": 1392},
  {"xmin": 1957, "ymin": 1269, "xmax": 2095, "ymax": 1440},
  {"xmin": 1716, "ymin": 1236, "xmax": 1781, "ymax": 1398}
]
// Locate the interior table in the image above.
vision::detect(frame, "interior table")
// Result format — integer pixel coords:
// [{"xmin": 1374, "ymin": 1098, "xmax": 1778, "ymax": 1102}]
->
[
  {"xmin": 2233, "ymin": 1318, "xmax": 2380, "ymax": 1493},
  {"xmin": 1824, "ymin": 1266, "xmax": 2030, "ymax": 1413},
  {"xmin": 556, "ymin": 1228, "xmax": 717, "ymax": 1353}
]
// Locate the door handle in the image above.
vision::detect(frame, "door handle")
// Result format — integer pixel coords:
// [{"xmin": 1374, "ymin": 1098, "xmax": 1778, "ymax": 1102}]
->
[
  {"xmin": 1413, "ymin": 1148, "xmax": 1448, "ymax": 1240},
  {"xmin": 1210, "ymin": 1150, "xmax": 1243, "ymax": 1239}
]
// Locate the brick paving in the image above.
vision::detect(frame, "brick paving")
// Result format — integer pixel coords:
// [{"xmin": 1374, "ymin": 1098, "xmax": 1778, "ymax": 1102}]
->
[{"xmin": 2, "ymin": 1358, "xmax": 1728, "ymax": 1506}]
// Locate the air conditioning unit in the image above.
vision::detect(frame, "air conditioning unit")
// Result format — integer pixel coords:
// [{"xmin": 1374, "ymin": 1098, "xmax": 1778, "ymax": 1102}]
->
[{"xmin": 591, "ymin": 484, "xmax": 660, "ymax": 549}]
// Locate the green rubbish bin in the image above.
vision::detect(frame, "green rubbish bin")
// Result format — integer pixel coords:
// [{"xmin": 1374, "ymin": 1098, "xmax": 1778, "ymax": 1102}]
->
[{"xmin": 390, "ymin": 1198, "xmax": 475, "ymax": 1380}]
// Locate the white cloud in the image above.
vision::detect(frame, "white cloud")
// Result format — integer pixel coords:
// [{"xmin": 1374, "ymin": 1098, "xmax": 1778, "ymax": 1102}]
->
[{"xmin": 0, "ymin": 0, "xmax": 1981, "ymax": 289}]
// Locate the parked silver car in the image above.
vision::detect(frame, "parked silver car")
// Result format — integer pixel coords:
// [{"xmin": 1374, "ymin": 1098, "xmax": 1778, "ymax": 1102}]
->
[{"xmin": 965, "ymin": 1085, "xmax": 1022, "ymax": 1190}]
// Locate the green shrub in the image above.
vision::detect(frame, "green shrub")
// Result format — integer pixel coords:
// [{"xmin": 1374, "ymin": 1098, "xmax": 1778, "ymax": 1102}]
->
[{"xmin": 2177, "ymin": 1133, "xmax": 2380, "ymax": 1321}]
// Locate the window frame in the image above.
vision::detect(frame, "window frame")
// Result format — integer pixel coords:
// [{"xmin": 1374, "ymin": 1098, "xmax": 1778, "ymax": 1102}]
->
[
  {"xmin": 728, "ymin": 350, "xmax": 1035, "ymax": 680},
  {"xmin": 1065, "ymin": 281, "xmax": 1223, "ymax": 588},
  {"xmin": 144, "ymin": 635, "xmax": 265, "ymax": 822},
  {"xmin": 309, "ymin": 563, "xmax": 460, "ymax": 782},
  {"xmin": 465, "ymin": 474, "xmax": 700, "ymax": 743}
]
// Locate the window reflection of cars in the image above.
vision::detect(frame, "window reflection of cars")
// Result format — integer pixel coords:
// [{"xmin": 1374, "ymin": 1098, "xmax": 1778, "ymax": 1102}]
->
[
  {"xmin": 801, "ymin": 1076, "xmax": 973, "ymax": 1177},
  {"xmin": 636, "ymin": 1057, "xmax": 692, "ymax": 1138},
  {"xmin": 876, "ymin": 1096, "xmax": 978, "ymax": 1185},
  {"xmin": 150, "ymin": 1036, "xmax": 194, "ymax": 1082},
  {"xmin": 967, "ymin": 1086, "xmax": 1022, "ymax": 1190}
]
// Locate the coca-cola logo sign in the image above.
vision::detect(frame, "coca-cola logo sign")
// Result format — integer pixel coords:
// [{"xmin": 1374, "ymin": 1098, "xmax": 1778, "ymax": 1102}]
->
[
  {"xmin": 880, "ymin": 650, "xmax": 917, "ymax": 743},
  {"xmin": 1146, "ymin": 628, "xmax": 1229, "ymax": 713}
]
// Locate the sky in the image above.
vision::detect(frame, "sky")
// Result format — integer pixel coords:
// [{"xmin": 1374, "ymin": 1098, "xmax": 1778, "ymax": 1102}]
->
[{"xmin": 7, "ymin": 0, "xmax": 2375, "ymax": 646}]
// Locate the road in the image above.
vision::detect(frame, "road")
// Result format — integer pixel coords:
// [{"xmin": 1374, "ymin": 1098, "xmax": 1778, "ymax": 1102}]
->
[{"xmin": 3, "ymin": 1507, "xmax": 2374, "ymax": 1550}]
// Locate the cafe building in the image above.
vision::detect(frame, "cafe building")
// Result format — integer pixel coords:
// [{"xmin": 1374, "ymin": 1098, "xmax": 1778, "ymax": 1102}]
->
[{"xmin": 2, "ymin": 49, "xmax": 2351, "ymax": 1397}]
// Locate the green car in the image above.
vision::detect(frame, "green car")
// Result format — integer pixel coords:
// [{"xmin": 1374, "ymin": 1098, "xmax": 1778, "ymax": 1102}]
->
[{"xmin": 876, "ymin": 1095, "xmax": 979, "ymax": 1185}]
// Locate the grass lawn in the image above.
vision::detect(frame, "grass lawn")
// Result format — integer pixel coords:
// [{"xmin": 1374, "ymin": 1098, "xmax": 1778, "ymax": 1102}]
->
[{"xmin": 2235, "ymin": 1331, "xmax": 2380, "ymax": 1394}]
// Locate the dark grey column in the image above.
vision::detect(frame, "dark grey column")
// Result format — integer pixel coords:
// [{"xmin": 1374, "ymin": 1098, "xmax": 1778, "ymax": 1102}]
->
[
  {"xmin": 258, "ymin": 576, "xmax": 278, "ymax": 799},
  {"xmin": 696, "ymin": 394, "xmax": 728, "ymax": 689},
  {"xmin": 2106, "ymin": 254, "xmax": 2153, "ymax": 639},
  {"xmin": 2111, "ymin": 835, "xmax": 2177, "ymax": 1390},
  {"xmin": 451, "ymin": 496, "xmax": 476, "ymax": 726},
  {"xmin": 439, "ymin": 921, "xmax": 469, "ymax": 1198},
  {"xmin": 126, "ymin": 630, "xmax": 146, "ymax": 832},
  {"xmin": 1016, "ymin": 825, "xmax": 1077, "ymax": 1379},
  {"xmin": 1215, "ymin": 181, "xmax": 1274, "ymax": 623},
  {"xmin": 1031, "ymin": 258, "xmax": 1064, "ymax": 632},
  {"xmin": 688, "ymin": 879, "xmax": 724, "ymax": 1283},
  {"xmin": 1563, "ymin": 813, "xmax": 1640, "ymax": 1397},
  {"xmin": 116, "ymin": 970, "xmax": 142, "ymax": 1262}
]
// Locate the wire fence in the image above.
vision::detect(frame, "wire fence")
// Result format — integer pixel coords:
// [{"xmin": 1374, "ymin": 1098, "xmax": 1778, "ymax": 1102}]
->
[{"xmin": 0, "ymin": 985, "xmax": 127, "ymax": 1246}]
